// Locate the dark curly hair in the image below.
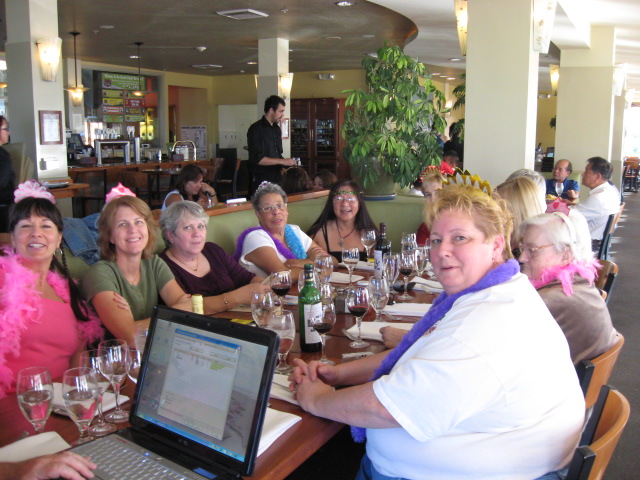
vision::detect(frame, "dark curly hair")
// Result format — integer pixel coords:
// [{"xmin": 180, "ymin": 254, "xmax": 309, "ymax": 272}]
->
[{"xmin": 175, "ymin": 164, "xmax": 206, "ymax": 201}]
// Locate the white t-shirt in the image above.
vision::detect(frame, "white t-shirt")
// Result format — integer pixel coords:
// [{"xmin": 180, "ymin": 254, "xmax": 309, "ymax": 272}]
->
[
  {"xmin": 368, "ymin": 274, "xmax": 585, "ymax": 480},
  {"xmin": 574, "ymin": 182, "xmax": 620, "ymax": 240},
  {"xmin": 162, "ymin": 189, "xmax": 182, "ymax": 211},
  {"xmin": 239, "ymin": 225, "xmax": 313, "ymax": 277}
]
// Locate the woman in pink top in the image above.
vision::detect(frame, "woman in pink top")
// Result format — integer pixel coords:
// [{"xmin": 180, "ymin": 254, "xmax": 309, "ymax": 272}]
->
[{"xmin": 0, "ymin": 182, "xmax": 103, "ymax": 398}]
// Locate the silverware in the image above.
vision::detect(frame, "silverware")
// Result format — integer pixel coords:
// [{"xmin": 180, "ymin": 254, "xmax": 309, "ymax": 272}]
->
[
  {"xmin": 341, "ymin": 328, "xmax": 359, "ymax": 341},
  {"xmin": 382, "ymin": 311, "xmax": 400, "ymax": 321}
]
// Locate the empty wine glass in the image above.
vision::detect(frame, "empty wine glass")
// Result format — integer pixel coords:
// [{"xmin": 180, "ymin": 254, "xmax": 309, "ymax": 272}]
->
[
  {"xmin": 346, "ymin": 285, "xmax": 370, "ymax": 348},
  {"xmin": 128, "ymin": 347, "xmax": 142, "ymax": 384},
  {"xmin": 313, "ymin": 284, "xmax": 336, "ymax": 365},
  {"xmin": 251, "ymin": 291, "xmax": 277, "ymax": 327},
  {"xmin": 98, "ymin": 339, "xmax": 131, "ymax": 423},
  {"xmin": 314, "ymin": 253, "xmax": 334, "ymax": 284},
  {"xmin": 360, "ymin": 229, "xmax": 377, "ymax": 262},
  {"xmin": 16, "ymin": 366, "xmax": 53, "ymax": 434},
  {"xmin": 271, "ymin": 271, "xmax": 291, "ymax": 305},
  {"xmin": 555, "ymin": 182, "xmax": 564, "ymax": 197},
  {"xmin": 266, "ymin": 311, "xmax": 296, "ymax": 374},
  {"xmin": 398, "ymin": 250, "xmax": 416, "ymax": 301},
  {"xmin": 383, "ymin": 253, "xmax": 400, "ymax": 294},
  {"xmin": 368, "ymin": 276, "xmax": 389, "ymax": 322},
  {"xmin": 414, "ymin": 245, "xmax": 429, "ymax": 278},
  {"xmin": 79, "ymin": 350, "xmax": 116, "ymax": 436},
  {"xmin": 62, "ymin": 367, "xmax": 100, "ymax": 445},
  {"xmin": 342, "ymin": 247, "xmax": 360, "ymax": 285},
  {"xmin": 401, "ymin": 232, "xmax": 417, "ymax": 252}
]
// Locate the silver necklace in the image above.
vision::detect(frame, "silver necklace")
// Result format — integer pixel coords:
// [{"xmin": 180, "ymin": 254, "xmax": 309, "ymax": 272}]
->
[{"xmin": 336, "ymin": 222, "xmax": 355, "ymax": 247}]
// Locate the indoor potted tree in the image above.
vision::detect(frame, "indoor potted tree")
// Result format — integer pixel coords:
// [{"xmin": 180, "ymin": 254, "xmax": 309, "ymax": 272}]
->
[{"xmin": 341, "ymin": 43, "xmax": 447, "ymax": 197}]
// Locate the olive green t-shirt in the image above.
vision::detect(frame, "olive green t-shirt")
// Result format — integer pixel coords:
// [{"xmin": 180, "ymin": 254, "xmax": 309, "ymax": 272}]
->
[{"xmin": 81, "ymin": 255, "xmax": 175, "ymax": 321}]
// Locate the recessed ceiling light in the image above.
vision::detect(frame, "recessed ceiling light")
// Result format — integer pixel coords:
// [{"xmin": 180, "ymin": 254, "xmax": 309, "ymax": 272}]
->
[
  {"xmin": 449, "ymin": 58, "xmax": 461, "ymax": 62},
  {"xmin": 240, "ymin": 70, "xmax": 245, "ymax": 73},
  {"xmin": 99, "ymin": 25, "xmax": 114, "ymax": 29},
  {"xmin": 216, "ymin": 9, "xmax": 269, "ymax": 20},
  {"xmin": 362, "ymin": 34, "xmax": 375, "ymax": 38},
  {"xmin": 192, "ymin": 64, "xmax": 223, "ymax": 70},
  {"xmin": 440, "ymin": 75, "xmax": 448, "ymax": 78},
  {"xmin": 432, "ymin": 72, "xmax": 441, "ymax": 76},
  {"xmin": 447, "ymin": 77, "xmax": 456, "ymax": 80},
  {"xmin": 325, "ymin": 36, "xmax": 342, "ymax": 40},
  {"xmin": 335, "ymin": 1, "xmax": 356, "ymax": 6},
  {"xmin": 129, "ymin": 55, "xmax": 140, "ymax": 59},
  {"xmin": 247, "ymin": 61, "xmax": 257, "ymax": 65}
]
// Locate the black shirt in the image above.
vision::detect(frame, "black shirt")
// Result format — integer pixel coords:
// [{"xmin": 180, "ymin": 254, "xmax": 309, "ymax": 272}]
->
[
  {"xmin": 0, "ymin": 146, "xmax": 15, "ymax": 205},
  {"xmin": 247, "ymin": 116, "xmax": 284, "ymax": 188}
]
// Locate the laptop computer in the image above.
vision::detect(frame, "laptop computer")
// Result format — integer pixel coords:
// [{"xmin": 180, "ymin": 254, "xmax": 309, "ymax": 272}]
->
[{"xmin": 72, "ymin": 305, "xmax": 279, "ymax": 479}]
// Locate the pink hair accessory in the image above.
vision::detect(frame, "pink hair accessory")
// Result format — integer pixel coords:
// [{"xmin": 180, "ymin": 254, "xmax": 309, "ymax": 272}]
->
[
  {"xmin": 105, "ymin": 183, "xmax": 136, "ymax": 204},
  {"xmin": 545, "ymin": 197, "xmax": 570, "ymax": 215},
  {"xmin": 14, "ymin": 180, "xmax": 56, "ymax": 204}
]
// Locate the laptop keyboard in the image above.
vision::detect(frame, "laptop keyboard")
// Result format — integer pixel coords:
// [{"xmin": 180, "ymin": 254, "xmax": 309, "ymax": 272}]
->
[{"xmin": 73, "ymin": 435, "xmax": 196, "ymax": 480}]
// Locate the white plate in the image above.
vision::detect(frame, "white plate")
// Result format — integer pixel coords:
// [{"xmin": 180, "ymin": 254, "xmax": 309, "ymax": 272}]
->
[{"xmin": 42, "ymin": 181, "xmax": 69, "ymax": 189}]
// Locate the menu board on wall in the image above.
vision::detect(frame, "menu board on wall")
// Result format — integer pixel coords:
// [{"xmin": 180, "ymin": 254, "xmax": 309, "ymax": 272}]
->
[
  {"xmin": 102, "ymin": 72, "xmax": 145, "ymax": 91},
  {"xmin": 180, "ymin": 126, "xmax": 207, "ymax": 160},
  {"xmin": 100, "ymin": 72, "xmax": 147, "ymax": 122}
]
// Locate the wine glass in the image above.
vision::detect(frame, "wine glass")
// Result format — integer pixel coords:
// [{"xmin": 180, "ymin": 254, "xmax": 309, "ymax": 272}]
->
[
  {"xmin": 345, "ymin": 285, "xmax": 370, "ymax": 348},
  {"xmin": 271, "ymin": 271, "xmax": 291, "ymax": 305},
  {"xmin": 360, "ymin": 229, "xmax": 377, "ymax": 262},
  {"xmin": 398, "ymin": 250, "xmax": 416, "ymax": 301},
  {"xmin": 313, "ymin": 284, "xmax": 336, "ymax": 365},
  {"xmin": 128, "ymin": 347, "xmax": 142, "ymax": 384},
  {"xmin": 266, "ymin": 311, "xmax": 296, "ymax": 374},
  {"xmin": 16, "ymin": 366, "xmax": 53, "ymax": 434},
  {"xmin": 314, "ymin": 253, "xmax": 334, "ymax": 284},
  {"xmin": 555, "ymin": 182, "xmax": 564, "ymax": 197},
  {"xmin": 79, "ymin": 350, "xmax": 117, "ymax": 436},
  {"xmin": 368, "ymin": 276, "xmax": 389, "ymax": 322},
  {"xmin": 251, "ymin": 291, "xmax": 277, "ymax": 327},
  {"xmin": 342, "ymin": 247, "xmax": 360, "ymax": 285},
  {"xmin": 400, "ymin": 232, "xmax": 417, "ymax": 252},
  {"xmin": 298, "ymin": 269, "xmax": 319, "ymax": 291},
  {"xmin": 383, "ymin": 253, "xmax": 400, "ymax": 294},
  {"xmin": 98, "ymin": 339, "xmax": 131, "ymax": 423},
  {"xmin": 414, "ymin": 245, "xmax": 429, "ymax": 278},
  {"xmin": 134, "ymin": 323, "xmax": 148, "ymax": 354},
  {"xmin": 62, "ymin": 367, "xmax": 100, "ymax": 445}
]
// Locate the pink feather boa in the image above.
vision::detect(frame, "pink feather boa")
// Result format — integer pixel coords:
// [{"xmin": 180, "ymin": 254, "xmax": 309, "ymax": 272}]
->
[
  {"xmin": 530, "ymin": 258, "xmax": 600, "ymax": 296},
  {"xmin": 0, "ymin": 249, "xmax": 103, "ymax": 398}
]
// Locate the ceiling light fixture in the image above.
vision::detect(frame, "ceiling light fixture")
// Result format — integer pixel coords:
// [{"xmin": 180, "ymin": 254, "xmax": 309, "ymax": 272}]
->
[
  {"xmin": 453, "ymin": 0, "xmax": 468, "ymax": 56},
  {"xmin": 132, "ymin": 42, "xmax": 146, "ymax": 97},
  {"xmin": 247, "ymin": 61, "xmax": 257, "ymax": 65},
  {"xmin": 449, "ymin": 58, "xmax": 461, "ymax": 62},
  {"xmin": 549, "ymin": 64, "xmax": 559, "ymax": 94},
  {"xmin": 335, "ymin": 1, "xmax": 356, "ymax": 6},
  {"xmin": 216, "ymin": 9, "xmax": 269, "ymax": 20},
  {"xmin": 192, "ymin": 64, "xmax": 223, "ymax": 70},
  {"xmin": 64, "ymin": 32, "xmax": 90, "ymax": 106}
]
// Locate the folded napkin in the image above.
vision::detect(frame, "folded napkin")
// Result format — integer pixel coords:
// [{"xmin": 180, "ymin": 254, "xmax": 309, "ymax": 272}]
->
[
  {"xmin": 283, "ymin": 295, "xmax": 298, "ymax": 305},
  {"xmin": 269, "ymin": 374, "xmax": 298, "ymax": 405},
  {"xmin": 0, "ymin": 431, "xmax": 71, "ymax": 462},
  {"xmin": 411, "ymin": 277, "xmax": 444, "ymax": 293},
  {"xmin": 383, "ymin": 303, "xmax": 431, "ymax": 317},
  {"xmin": 258, "ymin": 407, "xmax": 301, "ymax": 456},
  {"xmin": 53, "ymin": 382, "xmax": 129, "ymax": 416},
  {"xmin": 331, "ymin": 272, "xmax": 364, "ymax": 284},
  {"xmin": 355, "ymin": 260, "xmax": 374, "ymax": 271},
  {"xmin": 347, "ymin": 322, "xmax": 413, "ymax": 342}
]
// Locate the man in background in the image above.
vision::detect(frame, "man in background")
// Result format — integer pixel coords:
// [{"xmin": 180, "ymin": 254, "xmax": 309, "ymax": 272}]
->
[
  {"xmin": 439, "ymin": 150, "xmax": 459, "ymax": 175},
  {"xmin": 546, "ymin": 159, "xmax": 579, "ymax": 200},
  {"xmin": 247, "ymin": 95, "xmax": 296, "ymax": 195}
]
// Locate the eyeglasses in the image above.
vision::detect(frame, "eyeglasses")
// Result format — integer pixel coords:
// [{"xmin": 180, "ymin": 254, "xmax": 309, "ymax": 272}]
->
[
  {"xmin": 333, "ymin": 195, "xmax": 358, "ymax": 204},
  {"xmin": 0, "ymin": 127, "xmax": 9, "ymax": 131},
  {"xmin": 258, "ymin": 203, "xmax": 287, "ymax": 213},
  {"xmin": 518, "ymin": 243, "xmax": 554, "ymax": 258}
]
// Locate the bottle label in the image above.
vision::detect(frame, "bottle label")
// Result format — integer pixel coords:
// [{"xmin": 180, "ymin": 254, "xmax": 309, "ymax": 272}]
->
[
  {"xmin": 303, "ymin": 303, "xmax": 322, "ymax": 344},
  {"xmin": 374, "ymin": 250, "xmax": 384, "ymax": 279}
]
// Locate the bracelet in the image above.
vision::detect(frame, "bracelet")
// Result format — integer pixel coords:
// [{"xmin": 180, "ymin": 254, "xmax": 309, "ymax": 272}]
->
[{"xmin": 223, "ymin": 296, "xmax": 229, "ymax": 307}]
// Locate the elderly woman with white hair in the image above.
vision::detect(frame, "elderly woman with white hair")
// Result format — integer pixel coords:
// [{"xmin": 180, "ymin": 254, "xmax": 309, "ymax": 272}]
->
[{"xmin": 519, "ymin": 212, "xmax": 618, "ymax": 365}]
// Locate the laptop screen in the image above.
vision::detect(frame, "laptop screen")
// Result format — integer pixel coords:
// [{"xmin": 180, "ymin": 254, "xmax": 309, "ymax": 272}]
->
[{"xmin": 130, "ymin": 307, "xmax": 278, "ymax": 476}]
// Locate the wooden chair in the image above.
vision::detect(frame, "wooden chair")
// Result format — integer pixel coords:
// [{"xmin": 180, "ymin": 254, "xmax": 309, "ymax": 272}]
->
[
  {"xmin": 70, "ymin": 169, "xmax": 107, "ymax": 216},
  {"xmin": 214, "ymin": 149, "xmax": 241, "ymax": 200},
  {"xmin": 204, "ymin": 158, "xmax": 224, "ymax": 186},
  {"xmin": 565, "ymin": 385, "xmax": 630, "ymax": 480},
  {"xmin": 121, "ymin": 170, "xmax": 150, "ymax": 201},
  {"xmin": 597, "ymin": 202, "xmax": 624, "ymax": 261},
  {"xmin": 576, "ymin": 334, "xmax": 624, "ymax": 409},
  {"xmin": 595, "ymin": 260, "xmax": 618, "ymax": 304},
  {"xmin": 623, "ymin": 159, "xmax": 639, "ymax": 192}
]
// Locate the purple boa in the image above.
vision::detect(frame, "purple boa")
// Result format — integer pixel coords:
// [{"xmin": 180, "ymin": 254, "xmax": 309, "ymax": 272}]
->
[
  {"xmin": 351, "ymin": 259, "xmax": 520, "ymax": 442},
  {"xmin": 233, "ymin": 225, "xmax": 301, "ymax": 261}
]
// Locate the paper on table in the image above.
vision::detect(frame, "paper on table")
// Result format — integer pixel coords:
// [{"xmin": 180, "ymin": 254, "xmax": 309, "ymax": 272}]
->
[
  {"xmin": 0, "ymin": 431, "xmax": 71, "ymax": 462},
  {"xmin": 330, "ymin": 272, "xmax": 364, "ymax": 284},
  {"xmin": 355, "ymin": 261, "xmax": 374, "ymax": 271},
  {"xmin": 53, "ymin": 382, "xmax": 129, "ymax": 416},
  {"xmin": 411, "ymin": 277, "xmax": 444, "ymax": 293},
  {"xmin": 270, "ymin": 374, "xmax": 298, "ymax": 405},
  {"xmin": 347, "ymin": 322, "xmax": 413, "ymax": 342},
  {"xmin": 258, "ymin": 407, "xmax": 301, "ymax": 456},
  {"xmin": 383, "ymin": 303, "xmax": 432, "ymax": 317}
]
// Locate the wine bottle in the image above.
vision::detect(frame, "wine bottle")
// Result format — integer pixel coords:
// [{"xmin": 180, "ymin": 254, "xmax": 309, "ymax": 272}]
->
[
  {"xmin": 373, "ymin": 223, "xmax": 391, "ymax": 279},
  {"xmin": 298, "ymin": 264, "xmax": 322, "ymax": 352}
]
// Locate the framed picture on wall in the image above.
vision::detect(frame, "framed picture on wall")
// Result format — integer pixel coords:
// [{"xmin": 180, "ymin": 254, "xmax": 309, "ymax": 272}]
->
[
  {"xmin": 281, "ymin": 118, "xmax": 289, "ymax": 139},
  {"xmin": 39, "ymin": 110, "xmax": 63, "ymax": 145}
]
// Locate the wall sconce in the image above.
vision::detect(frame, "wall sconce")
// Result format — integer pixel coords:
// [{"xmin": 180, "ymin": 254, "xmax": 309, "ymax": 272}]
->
[
  {"xmin": 279, "ymin": 72, "xmax": 294, "ymax": 99},
  {"xmin": 549, "ymin": 64, "xmax": 559, "ymax": 94},
  {"xmin": 453, "ymin": 0, "xmax": 468, "ymax": 56},
  {"xmin": 254, "ymin": 74, "xmax": 259, "ymax": 90},
  {"xmin": 36, "ymin": 37, "xmax": 62, "ymax": 82},
  {"xmin": 613, "ymin": 64, "xmax": 627, "ymax": 96},
  {"xmin": 532, "ymin": 0, "xmax": 557, "ymax": 54}
]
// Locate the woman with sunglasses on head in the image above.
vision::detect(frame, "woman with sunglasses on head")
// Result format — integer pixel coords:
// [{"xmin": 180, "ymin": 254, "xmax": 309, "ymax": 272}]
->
[
  {"xmin": 307, "ymin": 180, "xmax": 378, "ymax": 262},
  {"xmin": 234, "ymin": 182, "xmax": 327, "ymax": 278}
]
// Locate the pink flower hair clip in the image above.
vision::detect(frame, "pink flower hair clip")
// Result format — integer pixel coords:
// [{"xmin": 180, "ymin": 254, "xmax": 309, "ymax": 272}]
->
[
  {"xmin": 14, "ymin": 180, "xmax": 56, "ymax": 204},
  {"xmin": 105, "ymin": 183, "xmax": 136, "ymax": 204}
]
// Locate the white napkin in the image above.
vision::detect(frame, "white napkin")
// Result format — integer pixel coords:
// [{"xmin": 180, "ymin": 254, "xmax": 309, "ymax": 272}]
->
[
  {"xmin": 383, "ymin": 303, "xmax": 432, "ymax": 317},
  {"xmin": 258, "ymin": 407, "xmax": 301, "ymax": 456},
  {"xmin": 0, "ymin": 432, "xmax": 71, "ymax": 462},
  {"xmin": 355, "ymin": 261, "xmax": 374, "ymax": 271},
  {"xmin": 283, "ymin": 295, "xmax": 298, "ymax": 305},
  {"xmin": 330, "ymin": 272, "xmax": 364, "ymax": 284},
  {"xmin": 53, "ymin": 382, "xmax": 129, "ymax": 416},
  {"xmin": 411, "ymin": 277, "xmax": 444, "ymax": 293},
  {"xmin": 347, "ymin": 322, "xmax": 413, "ymax": 342},
  {"xmin": 270, "ymin": 374, "xmax": 298, "ymax": 405}
]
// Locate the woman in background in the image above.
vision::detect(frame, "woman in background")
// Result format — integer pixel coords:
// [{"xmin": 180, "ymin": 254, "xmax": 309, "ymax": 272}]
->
[
  {"xmin": 281, "ymin": 166, "xmax": 312, "ymax": 194},
  {"xmin": 415, "ymin": 168, "xmax": 446, "ymax": 245},
  {"xmin": 0, "ymin": 115, "xmax": 15, "ymax": 233},
  {"xmin": 312, "ymin": 170, "xmax": 337, "ymax": 191},
  {"xmin": 162, "ymin": 163, "xmax": 217, "ymax": 210}
]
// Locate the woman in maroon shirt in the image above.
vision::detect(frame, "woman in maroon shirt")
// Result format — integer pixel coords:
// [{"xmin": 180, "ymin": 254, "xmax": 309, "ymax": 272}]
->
[{"xmin": 159, "ymin": 201, "xmax": 270, "ymax": 313}]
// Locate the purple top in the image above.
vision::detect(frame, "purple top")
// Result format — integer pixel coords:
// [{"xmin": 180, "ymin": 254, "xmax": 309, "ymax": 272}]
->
[{"xmin": 160, "ymin": 242, "xmax": 256, "ymax": 296}]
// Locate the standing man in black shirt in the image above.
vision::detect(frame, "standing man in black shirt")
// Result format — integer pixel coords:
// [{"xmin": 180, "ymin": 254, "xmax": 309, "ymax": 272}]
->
[{"xmin": 247, "ymin": 95, "xmax": 296, "ymax": 195}]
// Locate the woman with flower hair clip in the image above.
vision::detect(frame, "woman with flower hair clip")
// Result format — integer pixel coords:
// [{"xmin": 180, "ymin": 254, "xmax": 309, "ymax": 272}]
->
[{"xmin": 0, "ymin": 181, "xmax": 103, "ymax": 398}]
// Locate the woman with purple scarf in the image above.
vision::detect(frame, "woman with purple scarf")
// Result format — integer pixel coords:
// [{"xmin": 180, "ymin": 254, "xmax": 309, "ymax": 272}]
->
[
  {"xmin": 290, "ymin": 184, "xmax": 585, "ymax": 480},
  {"xmin": 234, "ymin": 182, "xmax": 327, "ymax": 278}
]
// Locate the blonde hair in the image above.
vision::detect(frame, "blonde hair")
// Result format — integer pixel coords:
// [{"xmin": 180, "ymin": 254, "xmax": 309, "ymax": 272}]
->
[
  {"xmin": 422, "ymin": 169, "xmax": 446, "ymax": 186},
  {"xmin": 98, "ymin": 196, "xmax": 157, "ymax": 262},
  {"xmin": 495, "ymin": 176, "xmax": 544, "ymax": 247},
  {"xmin": 425, "ymin": 184, "xmax": 513, "ymax": 261}
]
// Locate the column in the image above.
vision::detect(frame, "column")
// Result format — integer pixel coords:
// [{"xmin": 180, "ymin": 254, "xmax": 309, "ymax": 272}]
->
[{"xmin": 463, "ymin": 0, "xmax": 540, "ymax": 187}]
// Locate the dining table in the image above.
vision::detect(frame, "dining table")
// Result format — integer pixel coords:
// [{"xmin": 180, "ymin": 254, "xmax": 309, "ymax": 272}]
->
[{"xmin": 0, "ymin": 265, "xmax": 438, "ymax": 480}]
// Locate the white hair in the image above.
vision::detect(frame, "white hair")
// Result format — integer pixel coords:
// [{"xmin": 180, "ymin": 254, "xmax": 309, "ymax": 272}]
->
[{"xmin": 520, "ymin": 211, "xmax": 593, "ymax": 262}]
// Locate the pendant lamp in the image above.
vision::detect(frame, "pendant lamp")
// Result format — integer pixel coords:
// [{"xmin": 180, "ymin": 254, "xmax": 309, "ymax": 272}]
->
[
  {"xmin": 132, "ymin": 42, "xmax": 146, "ymax": 97},
  {"xmin": 64, "ymin": 32, "xmax": 89, "ymax": 106}
]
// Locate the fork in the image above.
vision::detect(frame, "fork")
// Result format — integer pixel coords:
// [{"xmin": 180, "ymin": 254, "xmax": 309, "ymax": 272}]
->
[{"xmin": 341, "ymin": 328, "xmax": 360, "ymax": 341}]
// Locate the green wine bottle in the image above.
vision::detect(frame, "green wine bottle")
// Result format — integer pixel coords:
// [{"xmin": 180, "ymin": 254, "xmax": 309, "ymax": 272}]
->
[{"xmin": 298, "ymin": 264, "xmax": 322, "ymax": 352}]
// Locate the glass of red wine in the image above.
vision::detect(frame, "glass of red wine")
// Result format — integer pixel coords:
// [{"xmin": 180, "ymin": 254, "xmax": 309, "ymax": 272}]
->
[
  {"xmin": 266, "ymin": 311, "xmax": 296, "ymax": 374},
  {"xmin": 270, "ymin": 270, "xmax": 291, "ymax": 306},
  {"xmin": 398, "ymin": 250, "xmax": 415, "ymax": 301},
  {"xmin": 346, "ymin": 285, "xmax": 370, "ymax": 348},
  {"xmin": 313, "ymin": 284, "xmax": 337, "ymax": 365}
]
